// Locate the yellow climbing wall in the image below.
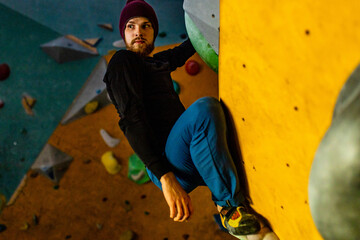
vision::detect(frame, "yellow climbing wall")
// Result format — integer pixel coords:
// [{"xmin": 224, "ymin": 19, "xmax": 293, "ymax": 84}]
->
[{"xmin": 220, "ymin": 1, "xmax": 360, "ymax": 239}]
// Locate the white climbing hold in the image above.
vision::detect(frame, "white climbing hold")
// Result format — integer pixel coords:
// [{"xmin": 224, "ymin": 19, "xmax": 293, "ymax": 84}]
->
[
  {"xmin": 100, "ymin": 129, "xmax": 120, "ymax": 148},
  {"xmin": 112, "ymin": 39, "xmax": 126, "ymax": 48},
  {"xmin": 130, "ymin": 170, "xmax": 145, "ymax": 181}
]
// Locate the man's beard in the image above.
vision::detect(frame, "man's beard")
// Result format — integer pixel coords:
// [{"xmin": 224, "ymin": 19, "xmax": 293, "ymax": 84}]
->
[{"xmin": 126, "ymin": 40, "xmax": 154, "ymax": 57}]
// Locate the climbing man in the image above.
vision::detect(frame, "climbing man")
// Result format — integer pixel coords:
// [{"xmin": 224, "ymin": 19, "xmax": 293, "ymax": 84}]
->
[{"xmin": 103, "ymin": 0, "xmax": 261, "ymax": 237}]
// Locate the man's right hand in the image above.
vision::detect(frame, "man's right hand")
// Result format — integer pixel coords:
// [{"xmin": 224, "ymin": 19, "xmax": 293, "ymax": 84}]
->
[{"xmin": 160, "ymin": 172, "xmax": 194, "ymax": 222}]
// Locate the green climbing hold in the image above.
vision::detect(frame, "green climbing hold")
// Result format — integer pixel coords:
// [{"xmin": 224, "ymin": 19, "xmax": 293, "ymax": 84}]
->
[
  {"xmin": 128, "ymin": 154, "xmax": 150, "ymax": 184},
  {"xmin": 184, "ymin": 13, "xmax": 218, "ymax": 73}
]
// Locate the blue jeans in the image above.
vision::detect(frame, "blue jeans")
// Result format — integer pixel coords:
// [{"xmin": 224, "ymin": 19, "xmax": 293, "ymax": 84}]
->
[{"xmin": 146, "ymin": 97, "xmax": 245, "ymax": 207}]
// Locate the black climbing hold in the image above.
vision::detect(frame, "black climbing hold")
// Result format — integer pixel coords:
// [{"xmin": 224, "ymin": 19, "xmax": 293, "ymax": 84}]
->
[
  {"xmin": 0, "ymin": 224, "xmax": 7, "ymax": 232},
  {"xmin": 144, "ymin": 211, "xmax": 150, "ymax": 215},
  {"xmin": 183, "ymin": 234, "xmax": 190, "ymax": 240},
  {"xmin": 30, "ymin": 171, "xmax": 39, "ymax": 178},
  {"xmin": 83, "ymin": 159, "xmax": 91, "ymax": 164},
  {"xmin": 21, "ymin": 128, "xmax": 27, "ymax": 135},
  {"xmin": 102, "ymin": 197, "xmax": 108, "ymax": 202},
  {"xmin": 180, "ymin": 33, "xmax": 187, "ymax": 39},
  {"xmin": 65, "ymin": 235, "xmax": 72, "ymax": 239},
  {"xmin": 53, "ymin": 185, "xmax": 59, "ymax": 190},
  {"xmin": 159, "ymin": 32, "xmax": 167, "ymax": 38},
  {"xmin": 141, "ymin": 194, "xmax": 146, "ymax": 199},
  {"xmin": 33, "ymin": 214, "xmax": 39, "ymax": 225}
]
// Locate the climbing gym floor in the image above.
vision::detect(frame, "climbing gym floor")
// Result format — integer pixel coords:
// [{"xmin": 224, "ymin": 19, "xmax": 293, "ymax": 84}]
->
[{"xmin": 0, "ymin": 45, "xmax": 234, "ymax": 239}]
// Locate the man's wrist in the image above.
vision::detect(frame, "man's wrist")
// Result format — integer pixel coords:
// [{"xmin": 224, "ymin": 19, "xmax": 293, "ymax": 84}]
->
[{"xmin": 160, "ymin": 171, "xmax": 175, "ymax": 184}]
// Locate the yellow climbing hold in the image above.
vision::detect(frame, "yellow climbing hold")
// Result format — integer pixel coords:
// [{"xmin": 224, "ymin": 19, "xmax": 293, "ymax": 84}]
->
[
  {"xmin": 101, "ymin": 151, "xmax": 121, "ymax": 175},
  {"xmin": 84, "ymin": 101, "xmax": 99, "ymax": 114},
  {"xmin": 20, "ymin": 222, "xmax": 29, "ymax": 231}
]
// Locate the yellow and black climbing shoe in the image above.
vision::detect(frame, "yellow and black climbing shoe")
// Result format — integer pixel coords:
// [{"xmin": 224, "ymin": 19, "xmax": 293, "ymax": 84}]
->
[{"xmin": 220, "ymin": 206, "xmax": 261, "ymax": 236}]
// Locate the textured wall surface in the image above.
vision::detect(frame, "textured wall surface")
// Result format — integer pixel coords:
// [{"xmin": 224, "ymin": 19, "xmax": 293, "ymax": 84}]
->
[
  {"xmin": 0, "ymin": 0, "xmax": 187, "ymax": 201},
  {"xmin": 220, "ymin": 1, "xmax": 360, "ymax": 239}
]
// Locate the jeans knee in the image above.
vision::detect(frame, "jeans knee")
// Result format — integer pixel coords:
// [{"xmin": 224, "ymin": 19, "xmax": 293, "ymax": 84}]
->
[
  {"xmin": 192, "ymin": 97, "xmax": 221, "ymax": 114},
  {"xmin": 189, "ymin": 97, "xmax": 224, "ymax": 127}
]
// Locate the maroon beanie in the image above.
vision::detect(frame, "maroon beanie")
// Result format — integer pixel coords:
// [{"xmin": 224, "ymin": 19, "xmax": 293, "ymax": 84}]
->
[{"xmin": 119, "ymin": 0, "xmax": 159, "ymax": 40}]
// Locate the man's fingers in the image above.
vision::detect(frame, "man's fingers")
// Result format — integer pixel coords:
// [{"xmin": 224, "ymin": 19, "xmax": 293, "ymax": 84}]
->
[
  {"xmin": 169, "ymin": 202, "xmax": 176, "ymax": 219},
  {"xmin": 174, "ymin": 200, "xmax": 183, "ymax": 221},
  {"xmin": 179, "ymin": 199, "xmax": 190, "ymax": 222}
]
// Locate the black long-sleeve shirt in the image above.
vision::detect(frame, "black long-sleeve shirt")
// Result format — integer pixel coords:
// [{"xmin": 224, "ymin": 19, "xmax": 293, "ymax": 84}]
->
[{"xmin": 103, "ymin": 39, "xmax": 196, "ymax": 179}]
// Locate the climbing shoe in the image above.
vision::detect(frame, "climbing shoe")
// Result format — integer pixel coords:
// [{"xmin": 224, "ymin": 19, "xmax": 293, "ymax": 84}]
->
[{"xmin": 219, "ymin": 206, "xmax": 261, "ymax": 236}]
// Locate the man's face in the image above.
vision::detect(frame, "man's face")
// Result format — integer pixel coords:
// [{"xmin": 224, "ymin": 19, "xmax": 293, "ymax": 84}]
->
[{"xmin": 124, "ymin": 17, "xmax": 155, "ymax": 57}]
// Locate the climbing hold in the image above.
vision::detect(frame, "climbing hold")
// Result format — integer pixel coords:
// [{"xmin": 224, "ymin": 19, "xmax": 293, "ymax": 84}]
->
[
  {"xmin": 83, "ymin": 37, "xmax": 102, "ymax": 47},
  {"xmin": 98, "ymin": 23, "xmax": 113, "ymax": 32},
  {"xmin": 144, "ymin": 211, "xmax": 150, "ymax": 215},
  {"xmin": 101, "ymin": 151, "xmax": 121, "ymax": 175},
  {"xmin": 96, "ymin": 223, "xmax": 103, "ymax": 230},
  {"xmin": 29, "ymin": 171, "xmax": 39, "ymax": 178},
  {"xmin": 0, "ymin": 63, "xmax": 10, "ymax": 81},
  {"xmin": 184, "ymin": 13, "xmax": 218, "ymax": 73},
  {"xmin": 41, "ymin": 35, "xmax": 98, "ymax": 63},
  {"xmin": 21, "ymin": 93, "xmax": 36, "ymax": 115},
  {"xmin": 20, "ymin": 222, "xmax": 29, "ymax": 231},
  {"xmin": 20, "ymin": 128, "xmax": 27, "ymax": 135},
  {"xmin": 159, "ymin": 32, "xmax": 167, "ymax": 38},
  {"xmin": 83, "ymin": 159, "xmax": 91, "ymax": 164},
  {"xmin": 0, "ymin": 99, "xmax": 4, "ymax": 109},
  {"xmin": 180, "ymin": 33, "xmax": 187, "ymax": 39},
  {"xmin": 172, "ymin": 80, "xmax": 180, "ymax": 94},
  {"xmin": 0, "ymin": 224, "xmax": 6, "ymax": 233},
  {"xmin": 53, "ymin": 185, "xmax": 59, "ymax": 190},
  {"xmin": 128, "ymin": 154, "xmax": 150, "ymax": 184},
  {"xmin": 96, "ymin": 89, "xmax": 101, "ymax": 94},
  {"xmin": 99, "ymin": 129, "xmax": 120, "ymax": 148},
  {"xmin": 84, "ymin": 101, "xmax": 99, "ymax": 114},
  {"xmin": 119, "ymin": 230, "xmax": 135, "ymax": 240},
  {"xmin": 113, "ymin": 39, "xmax": 126, "ymax": 48},
  {"xmin": 124, "ymin": 200, "xmax": 132, "ymax": 212},
  {"xmin": 31, "ymin": 143, "xmax": 73, "ymax": 183},
  {"xmin": 33, "ymin": 214, "xmax": 39, "ymax": 225},
  {"xmin": 309, "ymin": 64, "xmax": 360, "ymax": 240},
  {"xmin": 185, "ymin": 60, "xmax": 200, "ymax": 76},
  {"xmin": 182, "ymin": 234, "xmax": 190, "ymax": 240}
]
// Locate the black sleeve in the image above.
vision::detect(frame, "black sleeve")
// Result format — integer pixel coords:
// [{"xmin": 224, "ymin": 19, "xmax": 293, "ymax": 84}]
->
[
  {"xmin": 153, "ymin": 39, "xmax": 196, "ymax": 71},
  {"xmin": 103, "ymin": 50, "xmax": 172, "ymax": 179}
]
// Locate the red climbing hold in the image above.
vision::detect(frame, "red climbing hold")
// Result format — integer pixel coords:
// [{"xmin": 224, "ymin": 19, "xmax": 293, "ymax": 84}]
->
[
  {"xmin": 0, "ymin": 100, "xmax": 4, "ymax": 109},
  {"xmin": 0, "ymin": 63, "xmax": 10, "ymax": 81},
  {"xmin": 185, "ymin": 60, "xmax": 200, "ymax": 76}
]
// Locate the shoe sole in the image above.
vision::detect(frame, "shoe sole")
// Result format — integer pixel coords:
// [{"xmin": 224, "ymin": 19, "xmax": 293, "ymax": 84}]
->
[{"xmin": 229, "ymin": 227, "xmax": 280, "ymax": 240}]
